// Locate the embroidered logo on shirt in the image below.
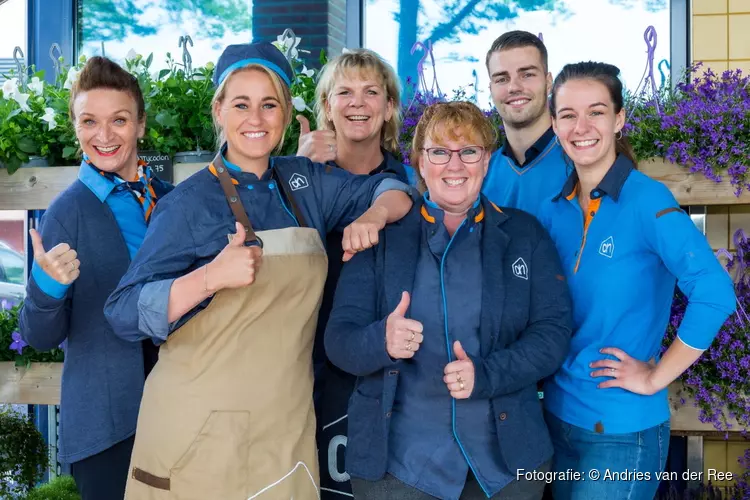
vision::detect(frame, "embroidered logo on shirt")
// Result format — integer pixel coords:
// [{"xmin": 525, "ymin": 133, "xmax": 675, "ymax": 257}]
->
[
  {"xmin": 512, "ymin": 257, "xmax": 528, "ymax": 280},
  {"xmin": 599, "ymin": 236, "xmax": 615, "ymax": 258},
  {"xmin": 289, "ymin": 173, "xmax": 309, "ymax": 191}
]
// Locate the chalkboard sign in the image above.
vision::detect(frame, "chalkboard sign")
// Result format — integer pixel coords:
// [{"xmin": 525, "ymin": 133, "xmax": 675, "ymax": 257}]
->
[{"xmin": 138, "ymin": 151, "xmax": 174, "ymax": 184}]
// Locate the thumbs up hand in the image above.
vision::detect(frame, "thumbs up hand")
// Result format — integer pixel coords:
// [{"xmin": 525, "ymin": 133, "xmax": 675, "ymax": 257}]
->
[
  {"xmin": 30, "ymin": 228, "xmax": 80, "ymax": 285},
  {"xmin": 205, "ymin": 222, "xmax": 263, "ymax": 292},
  {"xmin": 385, "ymin": 291, "xmax": 424, "ymax": 359},
  {"xmin": 295, "ymin": 115, "xmax": 337, "ymax": 163},
  {"xmin": 443, "ymin": 341, "xmax": 475, "ymax": 399}
]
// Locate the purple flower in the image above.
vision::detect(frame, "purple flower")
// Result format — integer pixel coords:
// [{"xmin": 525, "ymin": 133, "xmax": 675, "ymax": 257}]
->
[{"xmin": 9, "ymin": 331, "xmax": 26, "ymax": 355}]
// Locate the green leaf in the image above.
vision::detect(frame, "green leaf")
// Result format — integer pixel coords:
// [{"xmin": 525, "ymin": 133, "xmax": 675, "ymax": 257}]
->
[
  {"xmin": 17, "ymin": 136, "xmax": 38, "ymax": 154},
  {"xmin": 63, "ymin": 146, "xmax": 78, "ymax": 158},
  {"xmin": 155, "ymin": 111, "xmax": 178, "ymax": 128},
  {"xmin": 146, "ymin": 53, "xmax": 154, "ymax": 69},
  {"xmin": 158, "ymin": 69, "xmax": 170, "ymax": 80}
]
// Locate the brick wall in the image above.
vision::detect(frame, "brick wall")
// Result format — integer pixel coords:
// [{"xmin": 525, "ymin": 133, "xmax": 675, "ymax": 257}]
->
[{"xmin": 252, "ymin": 0, "xmax": 348, "ymax": 68}]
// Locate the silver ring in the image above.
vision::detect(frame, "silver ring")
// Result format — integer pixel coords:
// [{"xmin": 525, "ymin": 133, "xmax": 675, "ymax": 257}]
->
[
  {"xmin": 609, "ymin": 368, "xmax": 616, "ymax": 374},
  {"xmin": 410, "ymin": 331, "xmax": 415, "ymax": 341},
  {"xmin": 406, "ymin": 341, "xmax": 412, "ymax": 352},
  {"xmin": 70, "ymin": 262, "xmax": 76, "ymax": 271},
  {"xmin": 328, "ymin": 144, "xmax": 334, "ymax": 153},
  {"xmin": 459, "ymin": 381, "xmax": 465, "ymax": 390}
]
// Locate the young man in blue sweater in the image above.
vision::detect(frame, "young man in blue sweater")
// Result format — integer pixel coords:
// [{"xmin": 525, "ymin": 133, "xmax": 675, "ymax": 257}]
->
[{"xmin": 482, "ymin": 31, "xmax": 570, "ymax": 217}]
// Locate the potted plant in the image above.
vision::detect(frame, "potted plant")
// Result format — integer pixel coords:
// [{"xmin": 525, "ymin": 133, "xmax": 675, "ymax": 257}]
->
[
  {"xmin": 0, "ymin": 406, "xmax": 49, "ymax": 497},
  {"xmin": 0, "ymin": 300, "xmax": 64, "ymax": 405},
  {"xmin": 124, "ymin": 52, "xmax": 216, "ymax": 165},
  {"xmin": 0, "ymin": 65, "xmax": 79, "ymax": 174},
  {"xmin": 626, "ymin": 64, "xmax": 750, "ymax": 203}
]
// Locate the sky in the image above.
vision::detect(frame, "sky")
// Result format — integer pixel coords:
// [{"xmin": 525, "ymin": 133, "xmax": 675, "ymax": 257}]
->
[
  {"xmin": 0, "ymin": 0, "xmax": 27, "ymax": 57},
  {"xmin": 365, "ymin": 0, "xmax": 672, "ymax": 108}
]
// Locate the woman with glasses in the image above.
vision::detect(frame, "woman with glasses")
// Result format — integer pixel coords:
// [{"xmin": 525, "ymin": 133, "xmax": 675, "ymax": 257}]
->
[{"xmin": 324, "ymin": 101, "xmax": 573, "ymax": 500}]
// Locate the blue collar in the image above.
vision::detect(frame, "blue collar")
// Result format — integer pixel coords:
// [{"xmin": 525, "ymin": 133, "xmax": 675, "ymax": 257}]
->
[
  {"xmin": 554, "ymin": 153, "xmax": 635, "ymax": 203},
  {"xmin": 500, "ymin": 126, "xmax": 556, "ymax": 167},
  {"xmin": 78, "ymin": 161, "xmax": 117, "ymax": 203},
  {"xmin": 420, "ymin": 192, "xmax": 482, "ymax": 224}
]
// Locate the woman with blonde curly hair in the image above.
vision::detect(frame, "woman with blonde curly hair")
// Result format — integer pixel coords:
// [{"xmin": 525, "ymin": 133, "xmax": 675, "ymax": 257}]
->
[
  {"xmin": 325, "ymin": 101, "xmax": 572, "ymax": 500},
  {"xmin": 298, "ymin": 48, "xmax": 416, "ymax": 499}
]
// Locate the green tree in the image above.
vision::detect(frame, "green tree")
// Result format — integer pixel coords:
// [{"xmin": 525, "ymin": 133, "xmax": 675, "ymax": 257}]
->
[{"xmin": 79, "ymin": 0, "xmax": 251, "ymax": 45}]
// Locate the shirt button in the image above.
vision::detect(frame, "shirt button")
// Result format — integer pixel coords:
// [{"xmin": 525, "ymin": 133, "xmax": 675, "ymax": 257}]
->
[
  {"xmin": 592, "ymin": 190, "xmax": 600, "ymax": 198},
  {"xmin": 589, "ymin": 211, "xmax": 595, "ymax": 217},
  {"xmin": 230, "ymin": 196, "xmax": 237, "ymax": 203},
  {"xmin": 386, "ymin": 411, "xmax": 392, "ymax": 418},
  {"xmin": 498, "ymin": 412, "xmax": 507, "ymax": 421}
]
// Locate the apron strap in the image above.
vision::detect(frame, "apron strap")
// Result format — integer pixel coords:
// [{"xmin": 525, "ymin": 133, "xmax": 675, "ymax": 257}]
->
[
  {"xmin": 272, "ymin": 164, "xmax": 308, "ymax": 228},
  {"xmin": 211, "ymin": 153, "xmax": 260, "ymax": 246}
]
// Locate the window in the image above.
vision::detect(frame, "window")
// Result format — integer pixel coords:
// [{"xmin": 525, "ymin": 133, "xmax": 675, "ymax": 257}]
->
[
  {"xmin": 0, "ymin": 0, "xmax": 27, "ymax": 82},
  {"xmin": 0, "ymin": 210, "xmax": 26, "ymax": 302},
  {"xmin": 77, "ymin": 0, "xmax": 253, "ymax": 68},
  {"xmin": 365, "ymin": 0, "xmax": 672, "ymax": 107}
]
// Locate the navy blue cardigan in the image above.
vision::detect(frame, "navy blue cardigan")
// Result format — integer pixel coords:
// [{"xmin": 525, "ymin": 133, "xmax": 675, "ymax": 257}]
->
[
  {"xmin": 324, "ymin": 197, "xmax": 573, "ymax": 480},
  {"xmin": 18, "ymin": 178, "xmax": 171, "ymax": 464}
]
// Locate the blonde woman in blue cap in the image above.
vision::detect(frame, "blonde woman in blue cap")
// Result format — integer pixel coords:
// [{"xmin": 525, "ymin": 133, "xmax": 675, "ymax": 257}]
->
[{"xmin": 105, "ymin": 42, "xmax": 413, "ymax": 499}]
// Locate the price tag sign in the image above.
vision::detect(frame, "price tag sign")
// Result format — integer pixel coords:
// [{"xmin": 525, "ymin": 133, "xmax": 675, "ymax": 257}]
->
[{"xmin": 138, "ymin": 151, "xmax": 174, "ymax": 184}]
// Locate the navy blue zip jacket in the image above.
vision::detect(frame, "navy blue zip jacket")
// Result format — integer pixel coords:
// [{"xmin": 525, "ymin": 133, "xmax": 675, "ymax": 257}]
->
[{"xmin": 324, "ymin": 196, "xmax": 573, "ymax": 481}]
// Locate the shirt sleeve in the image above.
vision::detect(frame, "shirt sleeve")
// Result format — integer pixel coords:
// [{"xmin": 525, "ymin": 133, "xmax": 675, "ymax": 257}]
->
[
  {"xmin": 309, "ymin": 162, "xmax": 413, "ymax": 232},
  {"xmin": 640, "ymin": 185, "xmax": 736, "ymax": 350},
  {"xmin": 19, "ymin": 212, "xmax": 74, "ymax": 351},
  {"xmin": 104, "ymin": 195, "xmax": 200, "ymax": 343}
]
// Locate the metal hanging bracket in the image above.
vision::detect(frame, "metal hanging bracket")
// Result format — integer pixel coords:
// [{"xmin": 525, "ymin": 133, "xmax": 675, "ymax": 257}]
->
[
  {"xmin": 12, "ymin": 46, "xmax": 27, "ymax": 90},
  {"xmin": 49, "ymin": 43, "xmax": 63, "ymax": 84},
  {"xmin": 179, "ymin": 34, "xmax": 194, "ymax": 75}
]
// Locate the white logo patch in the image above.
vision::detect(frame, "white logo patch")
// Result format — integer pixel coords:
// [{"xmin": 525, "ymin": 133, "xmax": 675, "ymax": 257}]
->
[
  {"xmin": 289, "ymin": 173, "xmax": 309, "ymax": 191},
  {"xmin": 512, "ymin": 257, "xmax": 528, "ymax": 280},
  {"xmin": 599, "ymin": 236, "xmax": 614, "ymax": 258}
]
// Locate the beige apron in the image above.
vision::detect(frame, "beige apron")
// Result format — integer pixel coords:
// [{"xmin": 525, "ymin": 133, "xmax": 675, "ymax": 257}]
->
[{"xmin": 125, "ymin": 157, "xmax": 327, "ymax": 500}]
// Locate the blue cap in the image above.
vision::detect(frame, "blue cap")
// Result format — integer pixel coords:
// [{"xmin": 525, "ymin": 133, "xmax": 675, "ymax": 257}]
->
[{"xmin": 213, "ymin": 41, "xmax": 294, "ymax": 88}]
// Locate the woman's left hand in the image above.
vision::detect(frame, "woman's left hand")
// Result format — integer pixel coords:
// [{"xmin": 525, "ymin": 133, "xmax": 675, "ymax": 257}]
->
[
  {"xmin": 443, "ymin": 341, "xmax": 475, "ymax": 399},
  {"xmin": 341, "ymin": 206, "xmax": 388, "ymax": 262},
  {"xmin": 590, "ymin": 347, "xmax": 659, "ymax": 395}
]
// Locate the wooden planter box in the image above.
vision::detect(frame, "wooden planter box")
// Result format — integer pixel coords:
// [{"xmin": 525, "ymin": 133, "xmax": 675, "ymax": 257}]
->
[
  {"xmin": 1, "ymin": 157, "xmax": 748, "ymax": 209},
  {"xmin": 668, "ymin": 382, "xmax": 742, "ymax": 435},
  {"xmin": 639, "ymin": 157, "xmax": 750, "ymax": 206},
  {"xmin": 0, "ymin": 361, "xmax": 62, "ymax": 405}
]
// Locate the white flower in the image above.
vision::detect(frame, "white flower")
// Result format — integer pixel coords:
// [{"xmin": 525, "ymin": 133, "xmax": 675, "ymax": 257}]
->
[
  {"xmin": 301, "ymin": 66, "xmax": 314, "ymax": 78},
  {"xmin": 27, "ymin": 77, "xmax": 44, "ymax": 95},
  {"xmin": 41, "ymin": 107, "xmax": 57, "ymax": 131},
  {"xmin": 12, "ymin": 91, "xmax": 31, "ymax": 112},
  {"xmin": 126, "ymin": 49, "xmax": 138, "ymax": 61},
  {"xmin": 292, "ymin": 96, "xmax": 307, "ymax": 112},
  {"xmin": 275, "ymin": 33, "xmax": 302, "ymax": 60},
  {"xmin": 2, "ymin": 79, "xmax": 19, "ymax": 99},
  {"xmin": 64, "ymin": 67, "xmax": 81, "ymax": 90}
]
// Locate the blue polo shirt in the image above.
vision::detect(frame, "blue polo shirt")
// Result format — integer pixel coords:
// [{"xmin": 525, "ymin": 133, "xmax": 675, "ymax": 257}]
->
[
  {"xmin": 481, "ymin": 128, "xmax": 570, "ymax": 217},
  {"xmin": 31, "ymin": 162, "xmax": 154, "ymax": 299},
  {"xmin": 537, "ymin": 154, "xmax": 735, "ymax": 434}
]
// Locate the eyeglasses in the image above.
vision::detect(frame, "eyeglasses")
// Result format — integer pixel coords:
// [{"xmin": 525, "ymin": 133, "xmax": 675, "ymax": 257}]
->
[{"xmin": 422, "ymin": 146, "xmax": 485, "ymax": 165}]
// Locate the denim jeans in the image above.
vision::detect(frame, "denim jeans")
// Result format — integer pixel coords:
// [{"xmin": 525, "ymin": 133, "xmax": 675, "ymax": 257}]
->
[
  {"xmin": 351, "ymin": 462, "xmax": 551, "ymax": 500},
  {"xmin": 545, "ymin": 411, "xmax": 670, "ymax": 500}
]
